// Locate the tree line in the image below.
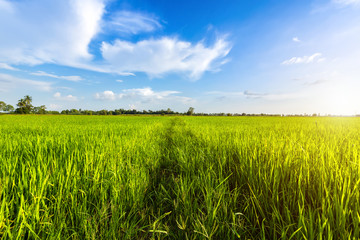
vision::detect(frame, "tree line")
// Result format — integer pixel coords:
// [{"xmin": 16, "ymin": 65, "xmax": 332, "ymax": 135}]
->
[
  {"xmin": 0, "ymin": 95, "xmax": 47, "ymax": 114},
  {"xmin": 0, "ymin": 95, "xmax": 197, "ymax": 116},
  {"xmin": 0, "ymin": 95, "xmax": 332, "ymax": 117}
]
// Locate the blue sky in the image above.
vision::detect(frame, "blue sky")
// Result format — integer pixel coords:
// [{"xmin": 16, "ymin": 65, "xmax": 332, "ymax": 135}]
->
[{"xmin": 0, "ymin": 0, "xmax": 360, "ymax": 114}]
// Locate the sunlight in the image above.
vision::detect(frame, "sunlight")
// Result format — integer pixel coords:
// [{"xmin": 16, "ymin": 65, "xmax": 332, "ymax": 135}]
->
[{"xmin": 319, "ymin": 83, "xmax": 358, "ymax": 115}]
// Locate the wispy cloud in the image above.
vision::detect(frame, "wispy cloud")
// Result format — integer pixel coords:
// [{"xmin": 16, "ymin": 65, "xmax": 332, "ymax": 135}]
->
[
  {"xmin": 0, "ymin": 0, "xmax": 232, "ymax": 80},
  {"xmin": 0, "ymin": 0, "xmax": 105, "ymax": 65},
  {"xmin": 303, "ymin": 79, "xmax": 327, "ymax": 86},
  {"xmin": 56, "ymin": 86, "xmax": 73, "ymax": 91},
  {"xmin": 0, "ymin": 0, "xmax": 13, "ymax": 12},
  {"xmin": 292, "ymin": 37, "xmax": 301, "ymax": 42},
  {"xmin": 293, "ymin": 77, "xmax": 328, "ymax": 87},
  {"xmin": 31, "ymin": 71, "xmax": 83, "ymax": 82},
  {"xmin": 0, "ymin": 63, "xmax": 19, "ymax": 71},
  {"xmin": 121, "ymin": 87, "xmax": 180, "ymax": 99},
  {"xmin": 333, "ymin": 0, "xmax": 360, "ymax": 6},
  {"xmin": 48, "ymin": 104, "xmax": 62, "ymax": 110},
  {"xmin": 101, "ymin": 37, "xmax": 231, "ymax": 80},
  {"xmin": 282, "ymin": 53, "xmax": 324, "ymax": 65},
  {"xmin": 207, "ymin": 90, "xmax": 297, "ymax": 100},
  {"xmin": 53, "ymin": 92, "xmax": 78, "ymax": 101},
  {"xmin": 0, "ymin": 73, "xmax": 52, "ymax": 92},
  {"xmin": 206, "ymin": 91, "xmax": 244, "ymax": 96},
  {"xmin": 243, "ymin": 90, "xmax": 267, "ymax": 99},
  {"xmin": 94, "ymin": 90, "xmax": 117, "ymax": 100},
  {"xmin": 116, "ymin": 79, "xmax": 123, "ymax": 83},
  {"xmin": 108, "ymin": 11, "xmax": 161, "ymax": 35},
  {"xmin": 95, "ymin": 87, "xmax": 191, "ymax": 103}
]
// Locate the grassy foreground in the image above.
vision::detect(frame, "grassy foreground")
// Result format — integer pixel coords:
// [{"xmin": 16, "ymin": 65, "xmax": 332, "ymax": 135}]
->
[{"xmin": 1, "ymin": 115, "xmax": 360, "ymax": 239}]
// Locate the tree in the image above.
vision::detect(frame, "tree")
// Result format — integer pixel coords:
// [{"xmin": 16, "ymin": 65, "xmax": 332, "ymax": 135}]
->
[
  {"xmin": 70, "ymin": 109, "xmax": 79, "ymax": 115},
  {"xmin": 4, "ymin": 104, "xmax": 14, "ymax": 112},
  {"xmin": 187, "ymin": 107, "xmax": 195, "ymax": 116},
  {"xmin": 0, "ymin": 101, "xmax": 5, "ymax": 111},
  {"xmin": 16, "ymin": 98, "xmax": 26, "ymax": 114},
  {"xmin": 33, "ymin": 105, "xmax": 46, "ymax": 114},
  {"xmin": 24, "ymin": 95, "xmax": 32, "ymax": 106},
  {"xmin": 16, "ymin": 95, "xmax": 33, "ymax": 114}
]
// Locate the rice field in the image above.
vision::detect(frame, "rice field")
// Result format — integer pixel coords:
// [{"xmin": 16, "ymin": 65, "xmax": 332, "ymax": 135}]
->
[{"xmin": 1, "ymin": 115, "xmax": 360, "ymax": 239}]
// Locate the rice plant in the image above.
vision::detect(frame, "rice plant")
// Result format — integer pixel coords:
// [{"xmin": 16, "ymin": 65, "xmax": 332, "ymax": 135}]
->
[{"xmin": 1, "ymin": 115, "xmax": 360, "ymax": 239}]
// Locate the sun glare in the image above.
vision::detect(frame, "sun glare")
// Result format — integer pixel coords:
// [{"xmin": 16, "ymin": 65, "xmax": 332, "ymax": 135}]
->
[{"xmin": 319, "ymin": 84, "xmax": 358, "ymax": 115}]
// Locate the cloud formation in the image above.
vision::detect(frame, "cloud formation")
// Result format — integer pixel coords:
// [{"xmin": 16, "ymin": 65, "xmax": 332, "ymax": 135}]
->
[
  {"xmin": 0, "ymin": 63, "xmax": 18, "ymax": 71},
  {"xmin": 31, "ymin": 71, "xmax": 83, "ymax": 82},
  {"xmin": 292, "ymin": 37, "xmax": 301, "ymax": 42},
  {"xmin": 0, "ymin": 73, "xmax": 52, "ymax": 92},
  {"xmin": 243, "ymin": 90, "xmax": 267, "ymax": 99},
  {"xmin": 53, "ymin": 92, "xmax": 78, "ymax": 101},
  {"xmin": 108, "ymin": 11, "xmax": 161, "ymax": 35},
  {"xmin": 94, "ymin": 90, "xmax": 117, "ymax": 100},
  {"xmin": 0, "ymin": 0, "xmax": 12, "ymax": 12},
  {"xmin": 207, "ymin": 90, "xmax": 296, "ymax": 100},
  {"xmin": 95, "ymin": 87, "xmax": 190, "ymax": 103},
  {"xmin": 282, "ymin": 53, "xmax": 324, "ymax": 65},
  {"xmin": 48, "ymin": 104, "xmax": 62, "ymax": 110},
  {"xmin": 0, "ymin": 0, "xmax": 105, "ymax": 65},
  {"xmin": 333, "ymin": 0, "xmax": 360, "ymax": 6},
  {"xmin": 0, "ymin": 0, "xmax": 232, "ymax": 80},
  {"xmin": 101, "ymin": 37, "xmax": 231, "ymax": 79}
]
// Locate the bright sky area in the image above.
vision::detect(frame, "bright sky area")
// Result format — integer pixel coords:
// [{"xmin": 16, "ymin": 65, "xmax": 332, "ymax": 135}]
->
[{"xmin": 0, "ymin": 0, "xmax": 360, "ymax": 115}]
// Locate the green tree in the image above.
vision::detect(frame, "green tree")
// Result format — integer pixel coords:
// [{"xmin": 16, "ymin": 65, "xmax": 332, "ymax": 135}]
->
[
  {"xmin": 186, "ymin": 107, "xmax": 195, "ymax": 116},
  {"xmin": 69, "ymin": 109, "xmax": 80, "ymax": 115},
  {"xmin": 16, "ymin": 95, "xmax": 33, "ymax": 114},
  {"xmin": 0, "ymin": 101, "xmax": 6, "ymax": 111},
  {"xmin": 4, "ymin": 104, "xmax": 14, "ymax": 112},
  {"xmin": 33, "ymin": 105, "xmax": 46, "ymax": 114},
  {"xmin": 24, "ymin": 95, "xmax": 32, "ymax": 106}
]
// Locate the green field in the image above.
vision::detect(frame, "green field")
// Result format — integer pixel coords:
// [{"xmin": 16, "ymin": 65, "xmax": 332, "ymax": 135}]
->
[{"xmin": 1, "ymin": 115, "xmax": 360, "ymax": 239}]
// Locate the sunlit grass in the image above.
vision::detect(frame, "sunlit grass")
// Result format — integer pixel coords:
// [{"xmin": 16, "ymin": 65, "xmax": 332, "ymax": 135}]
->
[{"xmin": 1, "ymin": 115, "xmax": 360, "ymax": 239}]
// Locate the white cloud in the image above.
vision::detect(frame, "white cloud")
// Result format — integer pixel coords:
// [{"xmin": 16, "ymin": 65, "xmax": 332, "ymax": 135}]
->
[
  {"xmin": 94, "ymin": 87, "xmax": 191, "ymax": 103},
  {"xmin": 0, "ymin": 0, "xmax": 12, "ymax": 12},
  {"xmin": 31, "ymin": 71, "xmax": 83, "ymax": 82},
  {"xmin": 53, "ymin": 92, "xmax": 78, "ymax": 101},
  {"xmin": 116, "ymin": 79, "xmax": 123, "ymax": 83},
  {"xmin": 0, "ymin": 0, "xmax": 232, "ymax": 80},
  {"xmin": 206, "ymin": 91, "xmax": 244, "ymax": 96},
  {"xmin": 333, "ymin": 0, "xmax": 360, "ymax": 6},
  {"xmin": 48, "ymin": 104, "xmax": 62, "ymax": 110},
  {"xmin": 0, "ymin": 63, "xmax": 19, "ymax": 71},
  {"xmin": 101, "ymin": 37, "xmax": 231, "ymax": 80},
  {"xmin": 207, "ymin": 90, "xmax": 297, "ymax": 101},
  {"xmin": 121, "ymin": 87, "xmax": 180, "ymax": 99},
  {"xmin": 243, "ymin": 90, "xmax": 267, "ymax": 98},
  {"xmin": 0, "ymin": 0, "xmax": 105, "ymax": 65},
  {"xmin": 303, "ymin": 79, "xmax": 327, "ymax": 86},
  {"xmin": 0, "ymin": 73, "xmax": 52, "ymax": 92},
  {"xmin": 65, "ymin": 95, "xmax": 78, "ymax": 101},
  {"xmin": 292, "ymin": 37, "xmax": 301, "ymax": 42},
  {"xmin": 94, "ymin": 90, "xmax": 117, "ymax": 100},
  {"xmin": 108, "ymin": 11, "xmax": 161, "ymax": 35},
  {"xmin": 56, "ymin": 86, "xmax": 73, "ymax": 91},
  {"xmin": 282, "ymin": 53, "xmax": 324, "ymax": 65}
]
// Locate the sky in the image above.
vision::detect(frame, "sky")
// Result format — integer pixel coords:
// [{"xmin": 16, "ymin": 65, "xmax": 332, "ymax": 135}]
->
[{"xmin": 0, "ymin": 0, "xmax": 360, "ymax": 115}]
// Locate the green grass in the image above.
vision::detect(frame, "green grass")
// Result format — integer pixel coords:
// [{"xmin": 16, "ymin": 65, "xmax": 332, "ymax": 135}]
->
[{"xmin": 1, "ymin": 115, "xmax": 360, "ymax": 239}]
